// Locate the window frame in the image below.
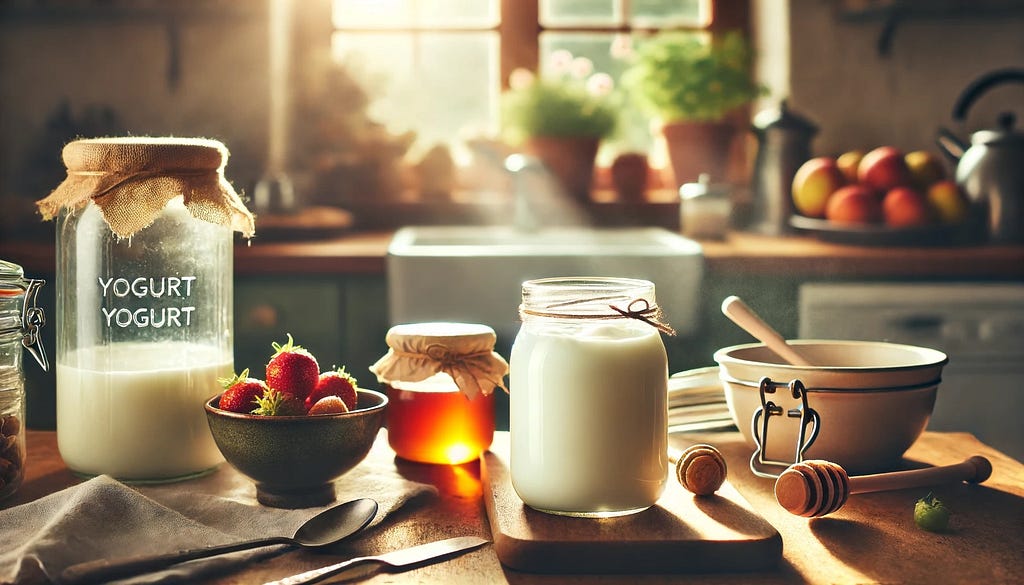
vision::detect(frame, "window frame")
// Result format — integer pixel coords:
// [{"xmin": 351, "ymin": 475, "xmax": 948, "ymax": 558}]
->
[
  {"xmin": 499, "ymin": 0, "xmax": 751, "ymax": 90},
  {"xmin": 306, "ymin": 0, "xmax": 753, "ymax": 186}
]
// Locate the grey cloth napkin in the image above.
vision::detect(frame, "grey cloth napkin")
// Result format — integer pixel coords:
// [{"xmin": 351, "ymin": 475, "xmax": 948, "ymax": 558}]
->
[{"xmin": 0, "ymin": 439, "xmax": 436, "ymax": 585}]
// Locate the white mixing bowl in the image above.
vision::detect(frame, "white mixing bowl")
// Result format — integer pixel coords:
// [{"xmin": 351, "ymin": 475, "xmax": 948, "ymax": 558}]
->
[{"xmin": 714, "ymin": 340, "xmax": 948, "ymax": 475}]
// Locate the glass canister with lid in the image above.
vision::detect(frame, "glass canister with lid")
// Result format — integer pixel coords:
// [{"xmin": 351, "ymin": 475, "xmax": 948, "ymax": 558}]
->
[
  {"xmin": 510, "ymin": 277, "xmax": 672, "ymax": 517},
  {"xmin": 0, "ymin": 259, "xmax": 48, "ymax": 501},
  {"xmin": 370, "ymin": 322, "xmax": 509, "ymax": 465},
  {"xmin": 36, "ymin": 137, "xmax": 255, "ymax": 482}
]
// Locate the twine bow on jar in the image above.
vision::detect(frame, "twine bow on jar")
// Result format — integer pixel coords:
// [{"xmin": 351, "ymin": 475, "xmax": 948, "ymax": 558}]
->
[{"xmin": 520, "ymin": 296, "xmax": 677, "ymax": 336}]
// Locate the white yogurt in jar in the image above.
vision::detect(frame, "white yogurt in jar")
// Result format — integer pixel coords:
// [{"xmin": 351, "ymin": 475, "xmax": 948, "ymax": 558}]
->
[
  {"xmin": 510, "ymin": 321, "xmax": 668, "ymax": 516},
  {"xmin": 56, "ymin": 341, "xmax": 229, "ymax": 481}
]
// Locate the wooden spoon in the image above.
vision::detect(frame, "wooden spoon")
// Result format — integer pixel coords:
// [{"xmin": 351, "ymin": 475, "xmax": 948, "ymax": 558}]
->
[
  {"xmin": 774, "ymin": 456, "xmax": 992, "ymax": 517},
  {"xmin": 721, "ymin": 295, "xmax": 813, "ymax": 367}
]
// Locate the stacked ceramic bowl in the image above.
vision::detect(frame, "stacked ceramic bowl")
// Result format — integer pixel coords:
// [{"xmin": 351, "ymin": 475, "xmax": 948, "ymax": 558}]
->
[{"xmin": 714, "ymin": 340, "xmax": 948, "ymax": 476}]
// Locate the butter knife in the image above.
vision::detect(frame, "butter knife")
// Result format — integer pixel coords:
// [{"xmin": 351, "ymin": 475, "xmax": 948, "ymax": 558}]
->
[{"xmin": 262, "ymin": 536, "xmax": 489, "ymax": 585}]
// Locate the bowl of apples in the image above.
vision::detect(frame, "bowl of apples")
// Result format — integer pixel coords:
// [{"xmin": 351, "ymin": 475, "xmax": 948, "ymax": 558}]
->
[{"xmin": 789, "ymin": 146, "xmax": 978, "ymax": 245}]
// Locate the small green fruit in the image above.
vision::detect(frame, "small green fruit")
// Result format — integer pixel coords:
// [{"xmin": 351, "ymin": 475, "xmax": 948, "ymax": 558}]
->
[{"xmin": 914, "ymin": 492, "xmax": 950, "ymax": 532}]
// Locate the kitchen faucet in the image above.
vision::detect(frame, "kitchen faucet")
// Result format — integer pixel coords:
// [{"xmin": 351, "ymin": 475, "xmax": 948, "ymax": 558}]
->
[{"xmin": 504, "ymin": 153, "xmax": 558, "ymax": 232}]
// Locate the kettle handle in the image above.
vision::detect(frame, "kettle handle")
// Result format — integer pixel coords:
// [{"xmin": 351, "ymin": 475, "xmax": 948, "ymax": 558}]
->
[
  {"xmin": 952, "ymin": 68, "xmax": 1024, "ymax": 121},
  {"xmin": 935, "ymin": 127, "xmax": 966, "ymax": 162}
]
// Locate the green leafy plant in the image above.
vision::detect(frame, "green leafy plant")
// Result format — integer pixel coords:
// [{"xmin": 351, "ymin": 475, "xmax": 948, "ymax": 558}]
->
[
  {"xmin": 501, "ymin": 57, "xmax": 619, "ymax": 145},
  {"xmin": 622, "ymin": 30, "xmax": 764, "ymax": 123}
]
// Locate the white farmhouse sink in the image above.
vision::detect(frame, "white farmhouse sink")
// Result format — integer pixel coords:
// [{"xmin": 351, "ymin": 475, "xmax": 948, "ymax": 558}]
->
[{"xmin": 386, "ymin": 226, "xmax": 704, "ymax": 348}]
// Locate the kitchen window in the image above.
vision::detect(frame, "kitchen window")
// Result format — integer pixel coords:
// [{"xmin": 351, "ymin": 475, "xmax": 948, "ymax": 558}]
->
[{"xmin": 329, "ymin": 0, "xmax": 749, "ymax": 177}]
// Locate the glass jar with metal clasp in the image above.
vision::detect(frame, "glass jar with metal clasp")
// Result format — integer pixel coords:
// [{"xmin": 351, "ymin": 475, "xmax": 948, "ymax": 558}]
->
[{"xmin": 0, "ymin": 259, "xmax": 48, "ymax": 501}]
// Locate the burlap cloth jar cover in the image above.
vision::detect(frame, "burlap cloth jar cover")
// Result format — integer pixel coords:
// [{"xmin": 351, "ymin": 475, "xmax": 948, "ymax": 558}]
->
[
  {"xmin": 36, "ymin": 137, "xmax": 254, "ymax": 238},
  {"xmin": 370, "ymin": 322, "xmax": 509, "ymax": 398}
]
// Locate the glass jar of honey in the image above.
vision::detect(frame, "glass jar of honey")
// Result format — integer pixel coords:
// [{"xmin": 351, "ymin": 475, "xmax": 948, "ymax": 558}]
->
[{"xmin": 370, "ymin": 322, "xmax": 508, "ymax": 465}]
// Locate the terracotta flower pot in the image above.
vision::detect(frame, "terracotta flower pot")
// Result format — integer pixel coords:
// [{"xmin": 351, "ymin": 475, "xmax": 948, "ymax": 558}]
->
[
  {"xmin": 611, "ymin": 152, "xmax": 650, "ymax": 202},
  {"xmin": 524, "ymin": 136, "xmax": 600, "ymax": 203},
  {"xmin": 661, "ymin": 121, "xmax": 737, "ymax": 188}
]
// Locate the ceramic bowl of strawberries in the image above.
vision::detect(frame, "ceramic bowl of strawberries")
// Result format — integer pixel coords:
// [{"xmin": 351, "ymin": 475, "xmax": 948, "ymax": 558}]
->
[{"xmin": 205, "ymin": 335, "xmax": 388, "ymax": 508}]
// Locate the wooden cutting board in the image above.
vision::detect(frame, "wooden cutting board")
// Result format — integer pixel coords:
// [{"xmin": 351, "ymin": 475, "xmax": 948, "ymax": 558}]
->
[{"xmin": 481, "ymin": 434, "xmax": 782, "ymax": 574}]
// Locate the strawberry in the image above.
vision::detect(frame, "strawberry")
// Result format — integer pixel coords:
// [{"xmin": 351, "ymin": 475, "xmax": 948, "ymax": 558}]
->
[
  {"xmin": 307, "ymin": 395, "xmax": 350, "ymax": 415},
  {"xmin": 251, "ymin": 388, "xmax": 306, "ymax": 416},
  {"xmin": 265, "ymin": 334, "xmax": 320, "ymax": 402},
  {"xmin": 218, "ymin": 369, "xmax": 269, "ymax": 414},
  {"xmin": 305, "ymin": 367, "xmax": 359, "ymax": 411}
]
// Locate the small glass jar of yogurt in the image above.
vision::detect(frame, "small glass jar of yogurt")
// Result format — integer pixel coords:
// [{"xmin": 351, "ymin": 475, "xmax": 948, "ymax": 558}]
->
[{"xmin": 510, "ymin": 277, "xmax": 671, "ymax": 517}]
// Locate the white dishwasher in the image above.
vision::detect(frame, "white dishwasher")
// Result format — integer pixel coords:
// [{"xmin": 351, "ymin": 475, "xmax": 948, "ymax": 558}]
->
[{"xmin": 799, "ymin": 282, "xmax": 1024, "ymax": 461}]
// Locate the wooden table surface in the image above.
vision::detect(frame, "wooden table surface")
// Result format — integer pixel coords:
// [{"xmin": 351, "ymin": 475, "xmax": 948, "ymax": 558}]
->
[{"xmin": 5, "ymin": 430, "xmax": 1023, "ymax": 584}]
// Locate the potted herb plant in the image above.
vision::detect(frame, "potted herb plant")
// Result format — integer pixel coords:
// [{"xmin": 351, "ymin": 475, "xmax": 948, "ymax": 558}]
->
[
  {"xmin": 501, "ymin": 53, "xmax": 619, "ymax": 202},
  {"xmin": 622, "ymin": 30, "xmax": 763, "ymax": 187}
]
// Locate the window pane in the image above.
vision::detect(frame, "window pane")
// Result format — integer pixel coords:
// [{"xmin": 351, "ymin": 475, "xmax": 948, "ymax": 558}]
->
[
  {"xmin": 332, "ymin": 32, "xmax": 499, "ymax": 160},
  {"xmin": 630, "ymin": 0, "xmax": 706, "ymax": 28},
  {"xmin": 418, "ymin": 0, "xmax": 499, "ymax": 28},
  {"xmin": 540, "ymin": 0, "xmax": 620, "ymax": 27},
  {"xmin": 333, "ymin": 0, "xmax": 414, "ymax": 28},
  {"xmin": 334, "ymin": 0, "xmax": 498, "ymax": 28}
]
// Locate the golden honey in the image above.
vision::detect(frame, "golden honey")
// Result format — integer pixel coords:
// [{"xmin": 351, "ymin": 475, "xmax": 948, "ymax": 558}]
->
[{"xmin": 385, "ymin": 374, "xmax": 495, "ymax": 465}]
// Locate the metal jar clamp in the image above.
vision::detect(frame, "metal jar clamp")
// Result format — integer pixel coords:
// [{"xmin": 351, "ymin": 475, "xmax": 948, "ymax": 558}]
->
[
  {"xmin": 749, "ymin": 376, "xmax": 820, "ymax": 478},
  {"xmin": 0, "ymin": 259, "xmax": 48, "ymax": 372}
]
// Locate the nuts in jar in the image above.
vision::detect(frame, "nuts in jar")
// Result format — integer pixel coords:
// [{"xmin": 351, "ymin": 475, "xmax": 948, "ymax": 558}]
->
[{"xmin": 0, "ymin": 413, "xmax": 24, "ymax": 498}]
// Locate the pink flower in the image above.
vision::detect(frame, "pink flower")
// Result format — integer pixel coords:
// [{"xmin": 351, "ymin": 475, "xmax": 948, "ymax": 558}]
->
[
  {"xmin": 548, "ymin": 50, "xmax": 574, "ymax": 74},
  {"xmin": 586, "ymin": 72, "xmax": 614, "ymax": 96},
  {"xmin": 570, "ymin": 56, "xmax": 594, "ymax": 79},
  {"xmin": 509, "ymin": 68, "xmax": 535, "ymax": 90},
  {"xmin": 610, "ymin": 34, "xmax": 633, "ymax": 59}
]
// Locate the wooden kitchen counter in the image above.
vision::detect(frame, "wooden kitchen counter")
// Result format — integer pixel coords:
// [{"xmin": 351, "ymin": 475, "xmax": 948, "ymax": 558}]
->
[
  {"xmin": 3, "ymin": 230, "xmax": 1023, "ymax": 279},
  {"xmin": 5, "ymin": 430, "xmax": 1022, "ymax": 584}
]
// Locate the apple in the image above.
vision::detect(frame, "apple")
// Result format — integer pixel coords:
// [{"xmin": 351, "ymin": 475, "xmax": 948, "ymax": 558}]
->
[
  {"xmin": 826, "ymin": 184, "xmax": 882, "ymax": 224},
  {"xmin": 905, "ymin": 150, "xmax": 946, "ymax": 190},
  {"xmin": 792, "ymin": 157, "xmax": 845, "ymax": 218},
  {"xmin": 836, "ymin": 150, "xmax": 864, "ymax": 184},
  {"xmin": 883, "ymin": 187, "xmax": 933, "ymax": 227},
  {"xmin": 858, "ymin": 146, "xmax": 912, "ymax": 192},
  {"xmin": 927, "ymin": 180, "xmax": 970, "ymax": 224}
]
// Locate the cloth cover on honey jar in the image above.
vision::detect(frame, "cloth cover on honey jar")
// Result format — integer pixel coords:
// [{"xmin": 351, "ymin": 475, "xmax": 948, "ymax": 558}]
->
[
  {"xmin": 370, "ymin": 323, "xmax": 509, "ymax": 398},
  {"xmin": 36, "ymin": 137, "xmax": 255, "ymax": 238}
]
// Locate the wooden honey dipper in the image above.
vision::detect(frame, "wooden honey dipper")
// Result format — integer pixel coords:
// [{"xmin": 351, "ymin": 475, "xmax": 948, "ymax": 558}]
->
[
  {"xmin": 774, "ymin": 456, "xmax": 993, "ymax": 518},
  {"xmin": 669, "ymin": 444, "xmax": 728, "ymax": 496}
]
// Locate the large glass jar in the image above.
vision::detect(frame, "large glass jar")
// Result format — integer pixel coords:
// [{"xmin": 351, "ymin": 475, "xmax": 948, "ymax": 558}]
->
[
  {"xmin": 0, "ymin": 259, "xmax": 48, "ymax": 501},
  {"xmin": 510, "ymin": 277, "xmax": 670, "ymax": 517},
  {"xmin": 37, "ymin": 137, "xmax": 255, "ymax": 482},
  {"xmin": 370, "ymin": 322, "xmax": 508, "ymax": 465}
]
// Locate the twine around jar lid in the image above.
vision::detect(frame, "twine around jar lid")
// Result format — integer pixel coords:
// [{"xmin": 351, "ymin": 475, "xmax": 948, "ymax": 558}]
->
[
  {"xmin": 36, "ymin": 137, "xmax": 255, "ymax": 239},
  {"xmin": 369, "ymin": 322, "xmax": 509, "ymax": 398}
]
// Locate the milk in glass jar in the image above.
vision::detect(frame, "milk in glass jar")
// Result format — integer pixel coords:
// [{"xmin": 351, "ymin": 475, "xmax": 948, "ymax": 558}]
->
[
  {"xmin": 37, "ymin": 137, "xmax": 255, "ymax": 482},
  {"xmin": 510, "ymin": 277, "xmax": 671, "ymax": 517}
]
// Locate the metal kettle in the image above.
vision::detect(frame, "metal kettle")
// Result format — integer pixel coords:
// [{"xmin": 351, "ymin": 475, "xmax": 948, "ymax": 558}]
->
[
  {"xmin": 937, "ymin": 68, "xmax": 1024, "ymax": 243},
  {"xmin": 750, "ymin": 100, "xmax": 818, "ymax": 235}
]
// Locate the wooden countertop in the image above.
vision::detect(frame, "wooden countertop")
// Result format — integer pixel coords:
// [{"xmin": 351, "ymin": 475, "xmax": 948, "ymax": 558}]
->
[
  {"xmin": 4, "ymin": 430, "xmax": 1023, "ymax": 583},
  {"xmin": 2, "ymin": 230, "xmax": 1023, "ymax": 278}
]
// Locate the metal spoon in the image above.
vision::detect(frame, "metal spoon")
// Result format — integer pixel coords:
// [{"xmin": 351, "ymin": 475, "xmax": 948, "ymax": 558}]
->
[
  {"xmin": 60, "ymin": 497, "xmax": 379, "ymax": 585},
  {"xmin": 721, "ymin": 295, "xmax": 814, "ymax": 366}
]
